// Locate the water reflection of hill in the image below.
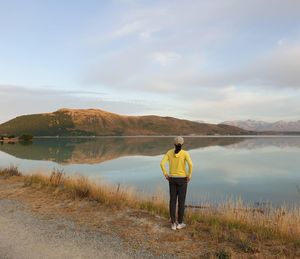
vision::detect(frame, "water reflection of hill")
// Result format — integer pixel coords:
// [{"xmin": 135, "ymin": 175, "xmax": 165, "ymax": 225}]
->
[
  {"xmin": 0, "ymin": 137, "xmax": 246, "ymax": 164},
  {"xmin": 226, "ymin": 137, "xmax": 300, "ymax": 149}
]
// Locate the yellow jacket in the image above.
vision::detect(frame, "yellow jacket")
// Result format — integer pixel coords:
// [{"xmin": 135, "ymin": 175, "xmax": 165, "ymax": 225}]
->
[{"xmin": 160, "ymin": 149, "xmax": 193, "ymax": 178}]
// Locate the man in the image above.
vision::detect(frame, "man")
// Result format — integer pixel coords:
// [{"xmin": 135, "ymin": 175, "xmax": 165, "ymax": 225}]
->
[{"xmin": 160, "ymin": 136, "xmax": 193, "ymax": 230}]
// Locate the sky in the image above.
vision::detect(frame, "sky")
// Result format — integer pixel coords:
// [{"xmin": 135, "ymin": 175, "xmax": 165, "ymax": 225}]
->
[{"xmin": 1, "ymin": 0, "xmax": 300, "ymax": 124}]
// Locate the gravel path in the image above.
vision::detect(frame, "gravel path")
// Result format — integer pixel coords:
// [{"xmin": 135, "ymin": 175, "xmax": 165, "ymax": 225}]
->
[{"xmin": 0, "ymin": 199, "xmax": 160, "ymax": 259}]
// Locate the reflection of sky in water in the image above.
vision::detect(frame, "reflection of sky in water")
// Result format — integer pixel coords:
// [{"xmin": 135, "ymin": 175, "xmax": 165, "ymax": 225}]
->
[{"xmin": 1, "ymin": 137, "xmax": 300, "ymax": 206}]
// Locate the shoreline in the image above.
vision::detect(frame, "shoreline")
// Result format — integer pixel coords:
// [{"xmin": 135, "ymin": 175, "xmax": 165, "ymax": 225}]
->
[
  {"xmin": 0, "ymin": 166, "xmax": 300, "ymax": 258},
  {"xmin": 30, "ymin": 134, "xmax": 300, "ymax": 139}
]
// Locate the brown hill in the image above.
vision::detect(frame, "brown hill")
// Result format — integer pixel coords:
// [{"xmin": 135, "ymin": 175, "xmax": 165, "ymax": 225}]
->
[{"xmin": 0, "ymin": 108, "xmax": 249, "ymax": 136}]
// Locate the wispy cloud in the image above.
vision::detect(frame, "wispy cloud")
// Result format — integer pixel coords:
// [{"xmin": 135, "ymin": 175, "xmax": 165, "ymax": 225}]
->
[
  {"xmin": 0, "ymin": 85, "xmax": 150, "ymax": 123},
  {"xmin": 151, "ymin": 51, "xmax": 181, "ymax": 66}
]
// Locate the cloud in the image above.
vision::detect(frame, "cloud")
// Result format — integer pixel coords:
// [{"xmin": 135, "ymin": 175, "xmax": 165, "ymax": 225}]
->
[
  {"xmin": 0, "ymin": 84, "xmax": 105, "ymax": 96},
  {"xmin": 0, "ymin": 85, "xmax": 150, "ymax": 123},
  {"xmin": 247, "ymin": 43, "xmax": 300, "ymax": 88},
  {"xmin": 110, "ymin": 21, "xmax": 142, "ymax": 38},
  {"xmin": 151, "ymin": 51, "xmax": 181, "ymax": 66},
  {"xmin": 86, "ymin": 40, "xmax": 300, "ymax": 95},
  {"xmin": 185, "ymin": 86, "xmax": 300, "ymax": 122},
  {"xmin": 177, "ymin": 41, "xmax": 300, "ymax": 89},
  {"xmin": 83, "ymin": 0, "xmax": 300, "ymax": 95}
]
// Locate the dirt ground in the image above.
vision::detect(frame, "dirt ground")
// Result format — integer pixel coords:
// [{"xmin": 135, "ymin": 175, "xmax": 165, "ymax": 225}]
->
[{"xmin": 0, "ymin": 176, "xmax": 299, "ymax": 258}]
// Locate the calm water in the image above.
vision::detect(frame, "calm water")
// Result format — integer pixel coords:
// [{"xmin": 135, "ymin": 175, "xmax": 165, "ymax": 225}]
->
[{"xmin": 1, "ymin": 136, "xmax": 300, "ymax": 207}]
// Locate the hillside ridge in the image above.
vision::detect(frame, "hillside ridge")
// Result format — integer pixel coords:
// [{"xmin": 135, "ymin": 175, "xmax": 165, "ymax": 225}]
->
[{"xmin": 0, "ymin": 108, "xmax": 249, "ymax": 136}]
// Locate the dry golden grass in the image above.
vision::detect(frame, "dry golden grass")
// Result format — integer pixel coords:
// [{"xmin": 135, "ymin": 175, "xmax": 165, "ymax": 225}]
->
[
  {"xmin": 185, "ymin": 198, "xmax": 300, "ymax": 241},
  {"xmin": 22, "ymin": 169, "xmax": 168, "ymax": 216},
  {"xmin": 2, "ymin": 166, "xmax": 300, "ymax": 246},
  {"xmin": 0, "ymin": 165, "xmax": 22, "ymax": 178}
]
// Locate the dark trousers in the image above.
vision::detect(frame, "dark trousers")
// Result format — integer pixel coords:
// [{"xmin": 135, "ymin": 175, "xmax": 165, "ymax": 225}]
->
[{"xmin": 169, "ymin": 177, "xmax": 188, "ymax": 224}]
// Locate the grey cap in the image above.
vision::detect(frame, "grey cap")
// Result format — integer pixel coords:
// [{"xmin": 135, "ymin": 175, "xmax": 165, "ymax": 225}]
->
[{"xmin": 174, "ymin": 136, "xmax": 184, "ymax": 145}]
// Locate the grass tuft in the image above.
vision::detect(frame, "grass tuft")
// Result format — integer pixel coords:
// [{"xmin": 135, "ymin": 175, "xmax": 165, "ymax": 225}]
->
[
  {"xmin": 0, "ymin": 165, "xmax": 22, "ymax": 178},
  {"xmin": 49, "ymin": 168, "xmax": 65, "ymax": 187},
  {"xmin": 70, "ymin": 176, "xmax": 91, "ymax": 199}
]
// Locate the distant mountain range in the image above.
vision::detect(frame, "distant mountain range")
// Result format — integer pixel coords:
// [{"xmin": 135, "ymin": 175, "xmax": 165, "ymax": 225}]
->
[
  {"xmin": 0, "ymin": 108, "xmax": 248, "ymax": 136},
  {"xmin": 221, "ymin": 119, "xmax": 300, "ymax": 132}
]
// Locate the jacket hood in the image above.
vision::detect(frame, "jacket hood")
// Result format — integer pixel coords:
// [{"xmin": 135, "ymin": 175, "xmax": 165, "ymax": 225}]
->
[{"xmin": 174, "ymin": 150, "xmax": 181, "ymax": 157}]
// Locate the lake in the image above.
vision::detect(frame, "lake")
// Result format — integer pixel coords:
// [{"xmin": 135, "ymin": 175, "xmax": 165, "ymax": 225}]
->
[{"xmin": 1, "ymin": 136, "xmax": 300, "ymax": 207}]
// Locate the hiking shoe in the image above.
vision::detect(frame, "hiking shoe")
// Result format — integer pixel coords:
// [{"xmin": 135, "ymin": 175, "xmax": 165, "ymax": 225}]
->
[
  {"xmin": 176, "ymin": 223, "xmax": 186, "ymax": 229},
  {"xmin": 171, "ymin": 223, "xmax": 177, "ymax": 230}
]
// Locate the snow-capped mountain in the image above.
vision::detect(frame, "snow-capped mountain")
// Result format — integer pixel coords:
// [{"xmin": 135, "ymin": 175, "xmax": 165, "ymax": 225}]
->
[{"xmin": 220, "ymin": 119, "xmax": 300, "ymax": 132}]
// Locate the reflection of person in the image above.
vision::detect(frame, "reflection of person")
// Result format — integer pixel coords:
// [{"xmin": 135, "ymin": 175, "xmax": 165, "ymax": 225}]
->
[{"xmin": 160, "ymin": 136, "xmax": 193, "ymax": 230}]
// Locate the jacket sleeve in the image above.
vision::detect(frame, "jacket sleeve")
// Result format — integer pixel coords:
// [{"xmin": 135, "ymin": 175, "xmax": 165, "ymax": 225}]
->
[
  {"xmin": 185, "ymin": 152, "xmax": 193, "ymax": 178},
  {"xmin": 160, "ymin": 153, "xmax": 169, "ymax": 177}
]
